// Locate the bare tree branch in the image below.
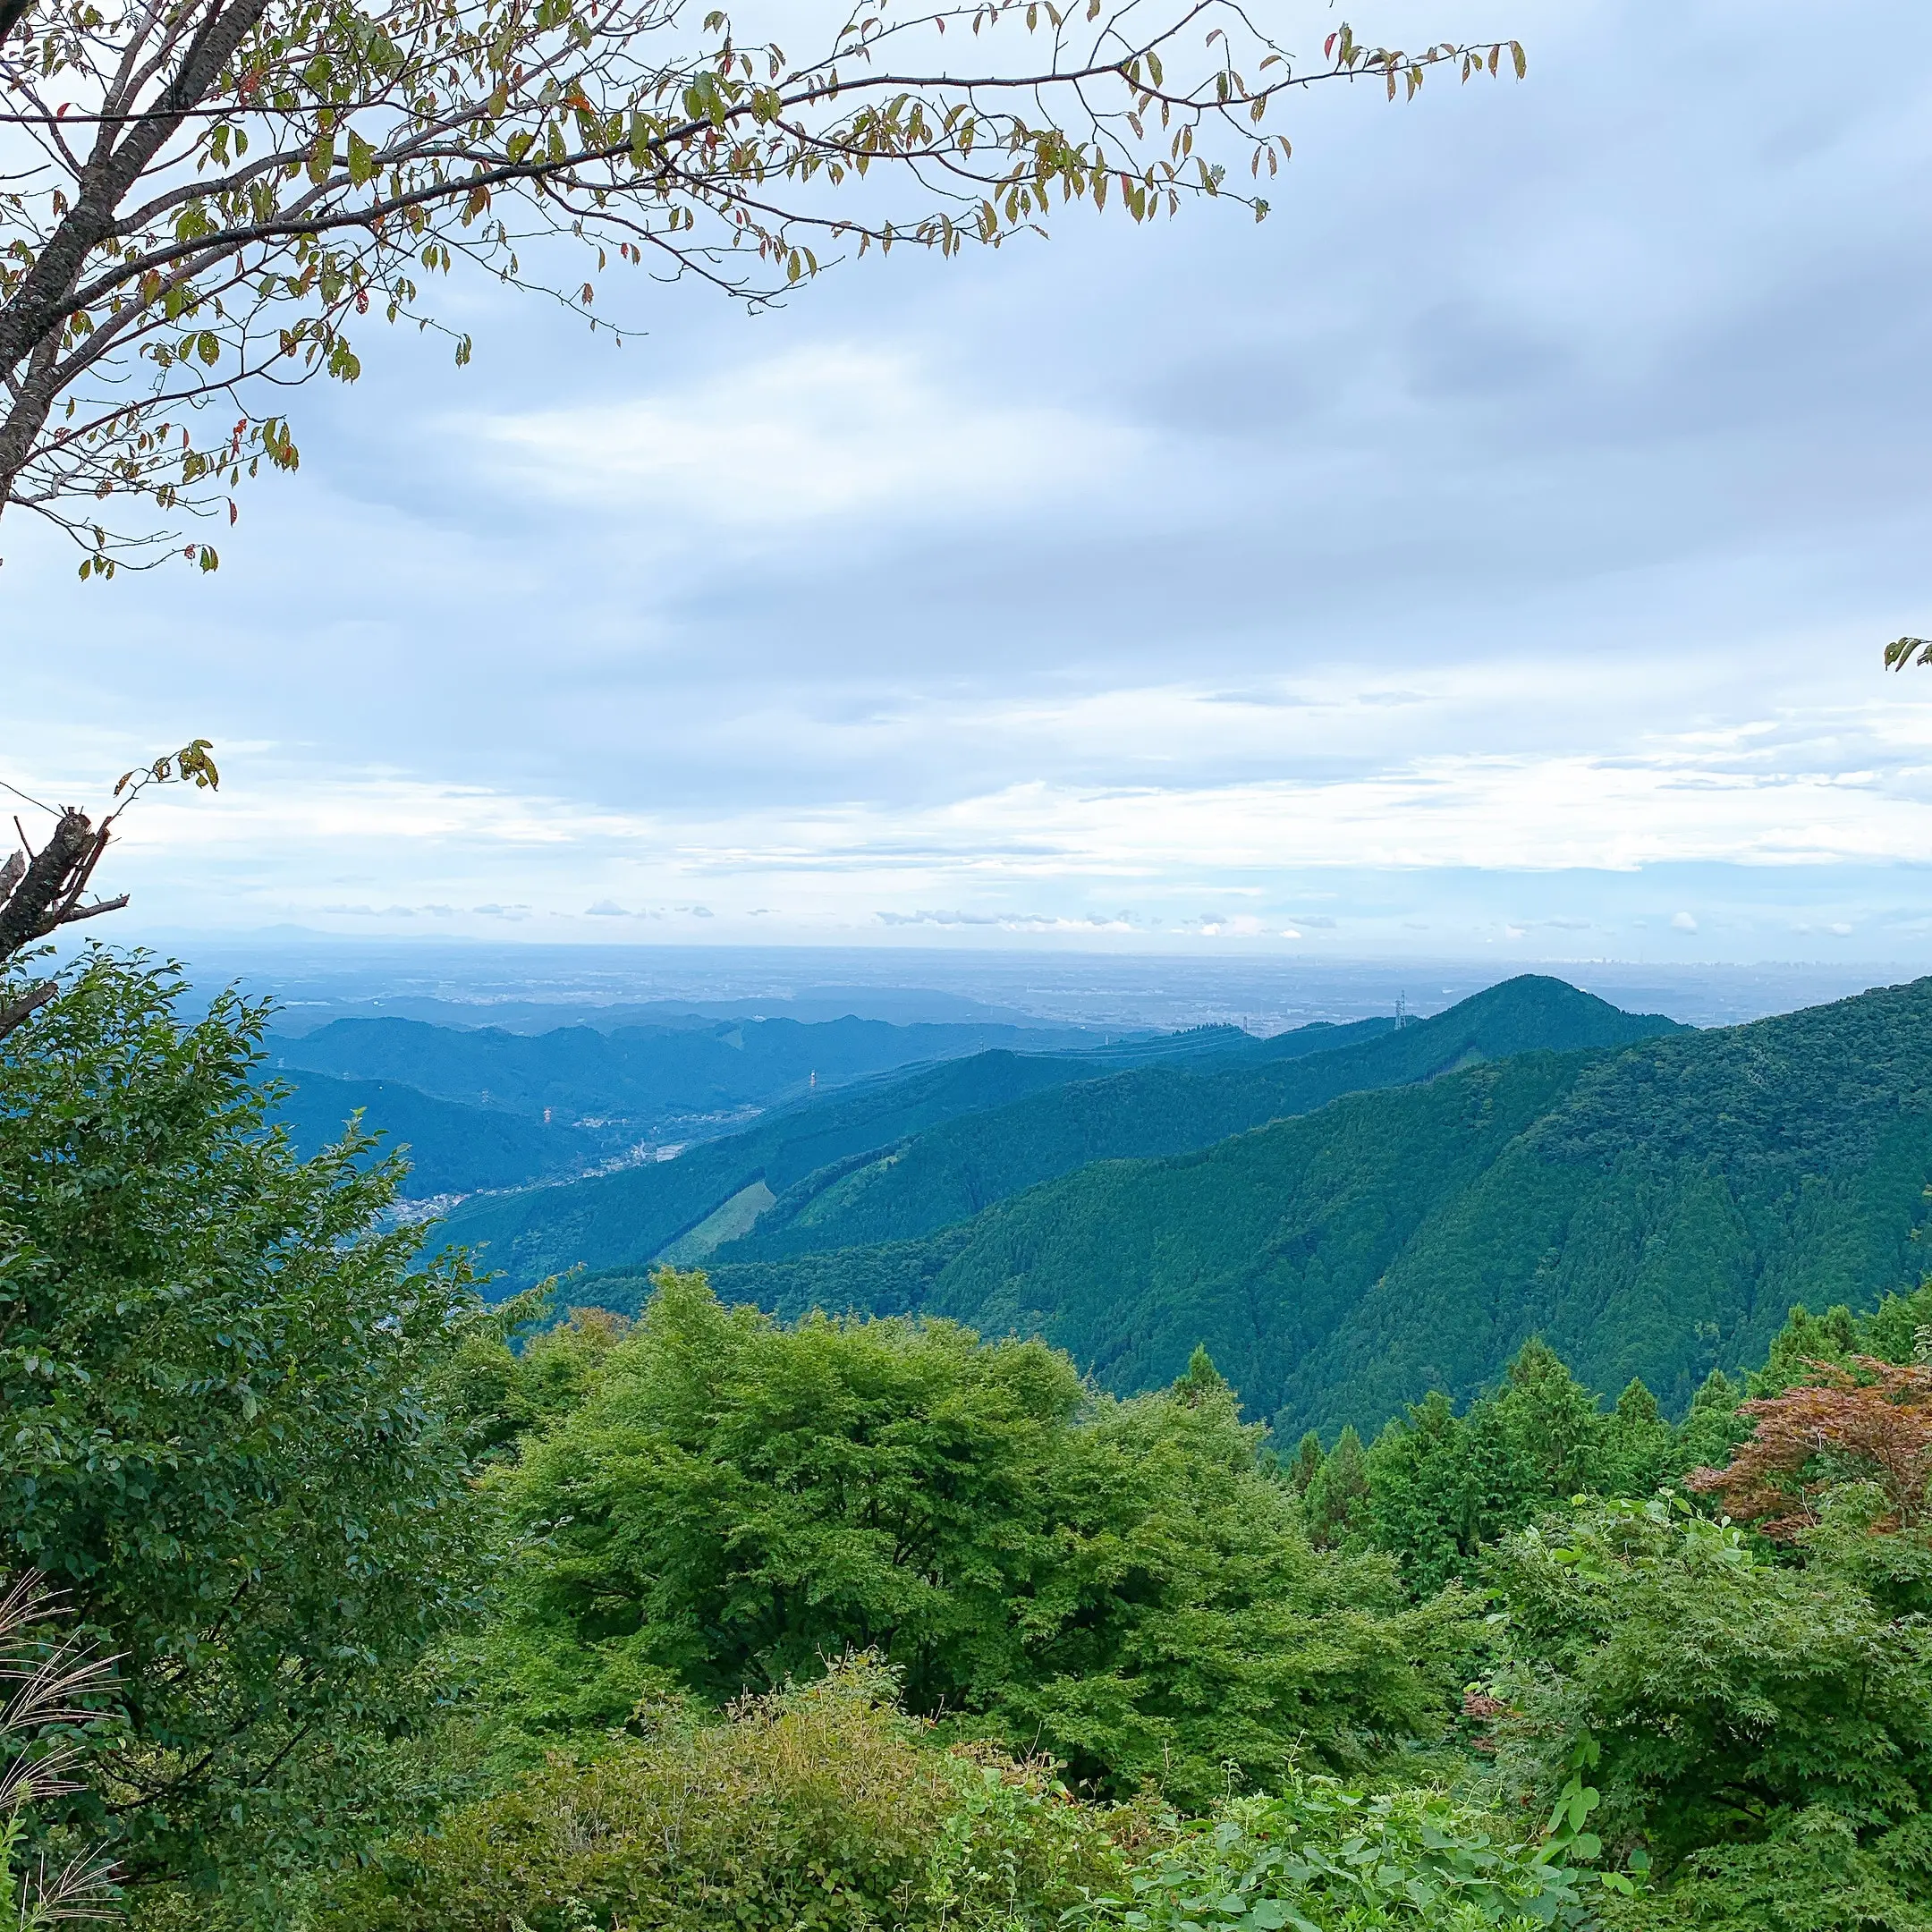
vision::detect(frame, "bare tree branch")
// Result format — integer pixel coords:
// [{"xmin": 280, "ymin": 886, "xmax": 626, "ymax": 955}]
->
[
  {"xmin": 0, "ymin": 741, "xmax": 219, "ymax": 976},
  {"xmin": 0, "ymin": 979, "xmax": 55, "ymax": 1040}
]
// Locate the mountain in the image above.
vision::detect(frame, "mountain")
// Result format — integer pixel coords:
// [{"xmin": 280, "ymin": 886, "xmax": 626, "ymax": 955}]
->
[
  {"xmin": 438, "ymin": 976, "xmax": 1673, "ymax": 1290},
  {"xmin": 719, "ymin": 977, "xmax": 1681, "ymax": 1264},
  {"xmin": 710, "ymin": 977, "xmax": 1932, "ymax": 1440},
  {"xmin": 431, "ymin": 1013, "xmax": 1406, "ymax": 1285},
  {"xmin": 262, "ymin": 1072, "xmax": 603, "ymax": 1196},
  {"xmin": 267, "ymin": 1012, "xmax": 1107, "ymax": 1138}
]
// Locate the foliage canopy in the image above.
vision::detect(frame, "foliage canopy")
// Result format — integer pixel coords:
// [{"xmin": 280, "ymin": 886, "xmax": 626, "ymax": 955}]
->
[
  {"xmin": 0, "ymin": 950, "xmax": 499, "ymax": 1893},
  {"xmin": 495, "ymin": 1270, "xmax": 1469, "ymax": 1805}
]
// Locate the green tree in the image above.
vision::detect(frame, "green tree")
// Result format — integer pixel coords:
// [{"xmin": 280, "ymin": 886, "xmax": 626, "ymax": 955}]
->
[
  {"xmin": 1673, "ymin": 1366, "xmax": 1750, "ymax": 1476},
  {"xmin": 1360, "ymin": 1341, "xmax": 1626, "ymax": 1596},
  {"xmin": 0, "ymin": 0, "xmax": 1521, "ymax": 572},
  {"xmin": 1858, "ymin": 1277, "xmax": 1932, "ymax": 1366},
  {"xmin": 1595, "ymin": 1378, "xmax": 1675, "ymax": 1499},
  {"xmin": 1494, "ymin": 1336, "xmax": 1606, "ymax": 1497},
  {"xmin": 0, "ymin": 951, "xmax": 498, "ymax": 1897},
  {"xmin": 1302, "ymin": 1424, "xmax": 1369, "ymax": 1548},
  {"xmin": 497, "ymin": 1274, "xmax": 1468, "ymax": 1806},
  {"xmin": 1750, "ymin": 1301, "xmax": 1861, "ymax": 1397},
  {"xmin": 1285, "ymin": 1428, "xmax": 1324, "ymax": 1496},
  {"xmin": 1480, "ymin": 1494, "xmax": 1932, "ymax": 1923},
  {"xmin": 443, "ymin": 1302, "xmax": 632, "ymax": 1460},
  {"xmin": 999, "ymin": 1357, "xmax": 1467, "ymax": 1803}
]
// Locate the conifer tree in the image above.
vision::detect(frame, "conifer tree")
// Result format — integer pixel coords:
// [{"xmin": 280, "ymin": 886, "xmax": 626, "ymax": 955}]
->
[
  {"xmin": 1304, "ymin": 1426, "xmax": 1370, "ymax": 1548},
  {"xmin": 1287, "ymin": 1430, "xmax": 1325, "ymax": 1496}
]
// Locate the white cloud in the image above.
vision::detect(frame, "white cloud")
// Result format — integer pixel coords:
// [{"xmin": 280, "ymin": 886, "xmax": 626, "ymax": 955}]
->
[
  {"xmin": 12, "ymin": 4, "xmax": 1932, "ymax": 970},
  {"xmin": 465, "ymin": 345, "xmax": 1142, "ymax": 528},
  {"xmin": 1672, "ymin": 911, "xmax": 1699, "ymax": 933}
]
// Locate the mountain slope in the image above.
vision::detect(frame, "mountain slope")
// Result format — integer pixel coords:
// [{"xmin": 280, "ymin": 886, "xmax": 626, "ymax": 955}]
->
[
  {"xmin": 434, "ymin": 1047, "xmax": 1126, "ymax": 1285},
  {"xmin": 435, "ymin": 1013, "xmax": 1402, "ymax": 1285},
  {"xmin": 443, "ymin": 976, "xmax": 1673, "ymax": 1290},
  {"xmin": 263, "ymin": 1072, "xmax": 601, "ymax": 1196},
  {"xmin": 709, "ymin": 977, "xmax": 1932, "ymax": 1439},
  {"xmin": 719, "ymin": 977, "xmax": 1682, "ymax": 1263}
]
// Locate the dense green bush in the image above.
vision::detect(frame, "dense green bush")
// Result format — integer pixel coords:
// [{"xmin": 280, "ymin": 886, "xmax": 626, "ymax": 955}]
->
[
  {"xmin": 494, "ymin": 1275, "xmax": 1470, "ymax": 1804},
  {"xmin": 319, "ymin": 1658, "xmax": 1148, "ymax": 1932},
  {"xmin": 1480, "ymin": 1494, "xmax": 1932, "ymax": 1923}
]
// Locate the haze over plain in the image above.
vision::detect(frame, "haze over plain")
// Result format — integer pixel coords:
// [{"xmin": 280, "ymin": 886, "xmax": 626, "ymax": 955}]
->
[{"xmin": 10, "ymin": 0, "xmax": 1932, "ymax": 964}]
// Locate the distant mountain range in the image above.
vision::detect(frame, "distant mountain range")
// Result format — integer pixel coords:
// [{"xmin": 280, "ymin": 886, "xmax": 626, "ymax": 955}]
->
[
  {"xmin": 436, "ymin": 975, "xmax": 1675, "ymax": 1284},
  {"xmin": 267, "ymin": 1072, "xmax": 604, "ymax": 1196},
  {"xmin": 708, "ymin": 976, "xmax": 1932, "ymax": 1436},
  {"xmin": 258, "ymin": 1010, "xmax": 1113, "ymax": 1197},
  {"xmin": 422, "ymin": 1018, "xmax": 1306, "ymax": 1270},
  {"xmin": 297, "ymin": 971, "xmax": 1932, "ymax": 1444}
]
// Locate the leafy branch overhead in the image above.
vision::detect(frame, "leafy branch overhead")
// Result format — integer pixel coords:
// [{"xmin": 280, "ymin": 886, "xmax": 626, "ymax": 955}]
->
[{"xmin": 0, "ymin": 0, "xmax": 1525, "ymax": 572}]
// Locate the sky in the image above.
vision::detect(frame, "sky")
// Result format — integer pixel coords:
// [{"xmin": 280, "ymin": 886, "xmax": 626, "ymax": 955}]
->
[{"xmin": 11, "ymin": 0, "xmax": 1932, "ymax": 965}]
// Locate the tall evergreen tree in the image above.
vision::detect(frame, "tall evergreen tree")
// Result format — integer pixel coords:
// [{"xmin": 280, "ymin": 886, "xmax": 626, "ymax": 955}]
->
[{"xmin": 1304, "ymin": 1427, "xmax": 1371, "ymax": 1549}]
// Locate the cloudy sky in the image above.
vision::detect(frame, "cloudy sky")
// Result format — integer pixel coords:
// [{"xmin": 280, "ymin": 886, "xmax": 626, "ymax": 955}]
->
[{"xmin": 11, "ymin": 0, "xmax": 1932, "ymax": 964}]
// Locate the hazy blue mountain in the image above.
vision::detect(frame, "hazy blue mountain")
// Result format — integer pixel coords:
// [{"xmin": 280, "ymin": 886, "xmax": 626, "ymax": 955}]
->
[
  {"xmin": 267, "ymin": 1012, "xmax": 1107, "ymax": 1136},
  {"xmin": 262, "ymin": 1071, "xmax": 603, "ymax": 1197},
  {"xmin": 711, "ymin": 976, "xmax": 1932, "ymax": 1440}
]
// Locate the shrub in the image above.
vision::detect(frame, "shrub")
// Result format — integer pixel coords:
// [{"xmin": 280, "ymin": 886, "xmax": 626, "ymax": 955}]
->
[
  {"xmin": 320, "ymin": 1657, "xmax": 1144, "ymax": 1932},
  {"xmin": 1070, "ymin": 1778, "xmax": 1606, "ymax": 1931},
  {"xmin": 1479, "ymin": 1493, "xmax": 1932, "ymax": 1916}
]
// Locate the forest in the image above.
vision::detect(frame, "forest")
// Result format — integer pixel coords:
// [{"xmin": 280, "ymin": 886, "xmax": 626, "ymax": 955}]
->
[{"xmin": 7, "ymin": 950, "xmax": 1932, "ymax": 1930}]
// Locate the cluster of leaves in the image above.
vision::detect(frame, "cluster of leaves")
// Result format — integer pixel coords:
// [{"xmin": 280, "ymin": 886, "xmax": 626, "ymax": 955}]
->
[
  {"xmin": 0, "ymin": 0, "xmax": 1523, "ymax": 567},
  {"xmin": 1067, "ymin": 1780, "xmax": 1618, "ymax": 1932},
  {"xmin": 0, "ymin": 950, "xmax": 507, "ymax": 1902},
  {"xmin": 1472, "ymin": 1483, "xmax": 1932, "ymax": 1929},
  {"xmin": 1688, "ymin": 1354, "xmax": 1932, "ymax": 1538}
]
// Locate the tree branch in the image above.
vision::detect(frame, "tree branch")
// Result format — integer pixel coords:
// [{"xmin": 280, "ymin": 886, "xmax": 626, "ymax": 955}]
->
[
  {"xmin": 0, "ymin": 979, "xmax": 56, "ymax": 1041},
  {"xmin": 0, "ymin": 808, "xmax": 121, "ymax": 963}
]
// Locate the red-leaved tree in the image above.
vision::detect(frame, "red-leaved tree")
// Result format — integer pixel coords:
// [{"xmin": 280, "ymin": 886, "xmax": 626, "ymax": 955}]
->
[{"xmin": 1687, "ymin": 1355, "xmax": 1932, "ymax": 1539}]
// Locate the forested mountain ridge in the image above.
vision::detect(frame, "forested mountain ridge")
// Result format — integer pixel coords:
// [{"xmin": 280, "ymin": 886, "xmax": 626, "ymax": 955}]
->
[
  {"xmin": 263, "ymin": 1069, "xmax": 603, "ymax": 1196},
  {"xmin": 722, "ymin": 975, "xmax": 1682, "ymax": 1262},
  {"xmin": 433, "ymin": 1045, "xmax": 1130, "ymax": 1282},
  {"xmin": 710, "ymin": 975, "xmax": 1932, "ymax": 1439},
  {"xmin": 269, "ymin": 1010, "xmax": 1101, "ymax": 1130},
  {"xmin": 441, "ymin": 975, "xmax": 1674, "ymax": 1287}
]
